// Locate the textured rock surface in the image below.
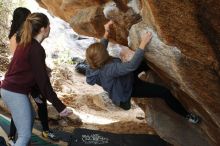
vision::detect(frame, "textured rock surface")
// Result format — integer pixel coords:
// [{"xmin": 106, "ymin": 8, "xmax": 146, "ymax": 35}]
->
[
  {"xmin": 34, "ymin": 0, "xmax": 220, "ymax": 145},
  {"xmin": 141, "ymin": 98, "xmax": 211, "ymax": 146},
  {"xmin": 70, "ymin": 6, "xmax": 107, "ymax": 39},
  {"xmin": 133, "ymin": 98, "xmax": 212, "ymax": 146},
  {"xmin": 0, "ymin": 44, "xmax": 9, "ymax": 74}
]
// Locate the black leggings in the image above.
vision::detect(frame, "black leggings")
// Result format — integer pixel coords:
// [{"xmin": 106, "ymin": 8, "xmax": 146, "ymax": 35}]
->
[
  {"xmin": 9, "ymin": 95, "xmax": 49, "ymax": 138},
  {"xmin": 131, "ymin": 62, "xmax": 189, "ymax": 117}
]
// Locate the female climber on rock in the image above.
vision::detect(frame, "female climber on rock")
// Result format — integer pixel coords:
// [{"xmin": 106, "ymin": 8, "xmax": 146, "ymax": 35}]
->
[
  {"xmin": 85, "ymin": 20, "xmax": 200, "ymax": 124},
  {"xmin": 0, "ymin": 12, "xmax": 73, "ymax": 146}
]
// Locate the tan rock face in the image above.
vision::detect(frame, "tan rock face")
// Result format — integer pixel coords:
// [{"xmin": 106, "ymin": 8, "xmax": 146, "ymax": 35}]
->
[
  {"xmin": 70, "ymin": 6, "xmax": 107, "ymax": 39},
  {"xmin": 37, "ymin": 0, "xmax": 109, "ymax": 21},
  {"xmin": 139, "ymin": 1, "xmax": 220, "ymax": 145},
  {"xmin": 36, "ymin": 0, "xmax": 220, "ymax": 145},
  {"xmin": 194, "ymin": 0, "xmax": 220, "ymax": 74},
  {"xmin": 103, "ymin": 3, "xmax": 141, "ymax": 45},
  {"xmin": 144, "ymin": 0, "xmax": 220, "ymax": 71},
  {"xmin": 37, "ymin": 0, "xmax": 141, "ymax": 45}
]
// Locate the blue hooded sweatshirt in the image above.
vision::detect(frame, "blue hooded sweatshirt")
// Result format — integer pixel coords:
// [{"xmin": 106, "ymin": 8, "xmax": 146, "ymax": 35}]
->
[{"xmin": 86, "ymin": 39, "xmax": 145, "ymax": 105}]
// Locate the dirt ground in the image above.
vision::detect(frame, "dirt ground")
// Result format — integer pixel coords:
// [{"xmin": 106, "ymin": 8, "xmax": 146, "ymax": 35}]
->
[{"xmin": 47, "ymin": 64, "xmax": 155, "ymax": 135}]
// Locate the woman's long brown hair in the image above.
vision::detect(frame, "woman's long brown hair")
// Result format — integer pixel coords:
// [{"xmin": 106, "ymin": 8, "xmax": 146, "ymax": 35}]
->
[
  {"xmin": 18, "ymin": 13, "xmax": 49, "ymax": 47},
  {"xmin": 86, "ymin": 42, "xmax": 112, "ymax": 69}
]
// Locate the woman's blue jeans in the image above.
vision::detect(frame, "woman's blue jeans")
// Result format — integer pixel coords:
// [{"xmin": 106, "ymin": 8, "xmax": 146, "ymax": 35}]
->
[{"xmin": 1, "ymin": 88, "xmax": 34, "ymax": 146}]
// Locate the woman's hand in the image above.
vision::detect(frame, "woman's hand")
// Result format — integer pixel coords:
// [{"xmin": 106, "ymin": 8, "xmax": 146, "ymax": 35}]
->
[
  {"xmin": 103, "ymin": 20, "xmax": 113, "ymax": 39},
  {"xmin": 139, "ymin": 32, "xmax": 152, "ymax": 50},
  {"xmin": 104, "ymin": 20, "xmax": 113, "ymax": 32}
]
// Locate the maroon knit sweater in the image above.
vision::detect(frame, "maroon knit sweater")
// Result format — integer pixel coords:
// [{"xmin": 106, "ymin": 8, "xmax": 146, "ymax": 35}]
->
[{"xmin": 1, "ymin": 39, "xmax": 66, "ymax": 112}]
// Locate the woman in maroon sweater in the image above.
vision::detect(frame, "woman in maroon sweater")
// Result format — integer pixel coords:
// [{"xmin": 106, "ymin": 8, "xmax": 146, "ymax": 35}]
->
[{"xmin": 0, "ymin": 13, "xmax": 72, "ymax": 146}]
